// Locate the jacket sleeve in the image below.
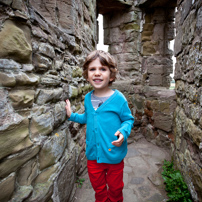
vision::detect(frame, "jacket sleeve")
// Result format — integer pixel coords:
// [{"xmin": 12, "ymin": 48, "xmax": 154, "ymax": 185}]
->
[
  {"xmin": 118, "ymin": 101, "xmax": 134, "ymax": 141},
  {"xmin": 68, "ymin": 112, "xmax": 87, "ymax": 124}
]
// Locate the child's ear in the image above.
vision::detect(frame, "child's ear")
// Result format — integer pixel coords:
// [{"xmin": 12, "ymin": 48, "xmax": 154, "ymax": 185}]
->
[{"xmin": 110, "ymin": 77, "xmax": 114, "ymax": 82}]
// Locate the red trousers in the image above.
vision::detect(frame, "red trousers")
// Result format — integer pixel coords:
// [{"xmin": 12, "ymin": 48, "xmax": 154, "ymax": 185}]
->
[{"xmin": 87, "ymin": 160, "xmax": 124, "ymax": 202}]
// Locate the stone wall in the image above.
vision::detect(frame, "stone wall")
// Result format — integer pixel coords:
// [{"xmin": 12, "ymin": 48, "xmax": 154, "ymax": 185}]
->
[
  {"xmin": 0, "ymin": 0, "xmax": 96, "ymax": 201},
  {"xmin": 1, "ymin": 0, "xmax": 202, "ymax": 201},
  {"xmin": 173, "ymin": 0, "xmax": 202, "ymax": 201},
  {"xmin": 102, "ymin": 0, "xmax": 177, "ymax": 150}
]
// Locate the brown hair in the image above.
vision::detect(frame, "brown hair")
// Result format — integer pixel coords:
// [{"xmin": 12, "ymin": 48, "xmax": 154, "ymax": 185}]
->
[{"xmin": 83, "ymin": 50, "xmax": 118, "ymax": 85}]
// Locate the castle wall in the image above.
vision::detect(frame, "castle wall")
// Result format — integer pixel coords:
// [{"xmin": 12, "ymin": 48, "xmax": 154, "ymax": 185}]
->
[
  {"xmin": 173, "ymin": 0, "xmax": 202, "ymax": 201},
  {"xmin": 103, "ymin": 1, "xmax": 177, "ymax": 150},
  {"xmin": 0, "ymin": 0, "xmax": 202, "ymax": 201},
  {"xmin": 0, "ymin": 0, "xmax": 96, "ymax": 201}
]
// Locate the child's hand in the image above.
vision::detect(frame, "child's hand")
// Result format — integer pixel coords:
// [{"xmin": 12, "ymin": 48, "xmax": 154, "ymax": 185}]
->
[
  {"xmin": 65, "ymin": 99, "xmax": 72, "ymax": 118},
  {"xmin": 111, "ymin": 131, "xmax": 124, "ymax": 147}
]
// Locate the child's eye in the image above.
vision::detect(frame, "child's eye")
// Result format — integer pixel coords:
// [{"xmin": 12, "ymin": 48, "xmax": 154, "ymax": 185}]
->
[
  {"xmin": 101, "ymin": 68, "xmax": 107, "ymax": 71},
  {"xmin": 89, "ymin": 68, "xmax": 95, "ymax": 71}
]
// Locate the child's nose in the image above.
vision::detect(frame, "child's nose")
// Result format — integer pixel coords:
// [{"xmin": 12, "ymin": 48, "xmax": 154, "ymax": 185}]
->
[{"xmin": 95, "ymin": 69, "xmax": 101, "ymax": 75}]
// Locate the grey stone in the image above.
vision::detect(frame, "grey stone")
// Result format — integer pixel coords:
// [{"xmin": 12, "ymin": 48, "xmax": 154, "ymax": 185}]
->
[
  {"xmin": 153, "ymin": 112, "xmax": 172, "ymax": 132},
  {"xmin": 147, "ymin": 193, "xmax": 165, "ymax": 202},
  {"xmin": 15, "ymin": 72, "xmax": 40, "ymax": 85},
  {"xmin": 130, "ymin": 177, "xmax": 144, "ymax": 185},
  {"xmin": 0, "ymin": 72, "xmax": 16, "ymax": 87},
  {"xmin": 38, "ymin": 130, "xmax": 67, "ymax": 170},
  {"xmin": 0, "ymin": 0, "xmax": 12, "ymax": 5},
  {"xmin": 33, "ymin": 53, "xmax": 52, "ymax": 72},
  {"xmin": 30, "ymin": 111, "xmax": 54, "ymax": 140},
  {"xmin": 11, "ymin": 185, "xmax": 33, "ymax": 202},
  {"xmin": 53, "ymin": 150, "xmax": 76, "ymax": 202},
  {"xmin": 0, "ymin": 20, "xmax": 32, "ymax": 63},
  {"xmin": 38, "ymin": 43, "xmax": 55, "ymax": 59},
  {"xmin": 36, "ymin": 88, "xmax": 63, "ymax": 105},
  {"xmin": 0, "ymin": 59, "xmax": 21, "ymax": 70},
  {"xmin": 138, "ymin": 185, "xmax": 151, "ymax": 198},
  {"xmin": 0, "ymin": 173, "xmax": 15, "ymax": 202},
  {"xmin": 0, "ymin": 118, "xmax": 32, "ymax": 160},
  {"xmin": 0, "ymin": 146, "xmax": 40, "ymax": 178},
  {"xmin": 126, "ymin": 147, "xmax": 141, "ymax": 158},
  {"xmin": 17, "ymin": 159, "xmax": 38, "ymax": 186},
  {"xmin": 9, "ymin": 90, "xmax": 35, "ymax": 109}
]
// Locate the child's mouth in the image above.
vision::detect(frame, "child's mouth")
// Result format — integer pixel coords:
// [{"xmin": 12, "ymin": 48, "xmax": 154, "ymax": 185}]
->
[{"xmin": 93, "ymin": 79, "xmax": 103, "ymax": 83}]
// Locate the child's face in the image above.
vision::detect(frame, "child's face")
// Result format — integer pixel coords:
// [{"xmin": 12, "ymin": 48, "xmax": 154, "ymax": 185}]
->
[{"xmin": 87, "ymin": 58, "xmax": 113, "ymax": 92}]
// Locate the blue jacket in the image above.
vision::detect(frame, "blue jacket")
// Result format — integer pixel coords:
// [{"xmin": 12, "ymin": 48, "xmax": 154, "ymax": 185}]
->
[{"xmin": 69, "ymin": 89, "xmax": 134, "ymax": 164}]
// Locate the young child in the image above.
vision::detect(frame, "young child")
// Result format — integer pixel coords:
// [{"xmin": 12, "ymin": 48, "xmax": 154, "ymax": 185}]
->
[{"xmin": 65, "ymin": 50, "xmax": 134, "ymax": 202}]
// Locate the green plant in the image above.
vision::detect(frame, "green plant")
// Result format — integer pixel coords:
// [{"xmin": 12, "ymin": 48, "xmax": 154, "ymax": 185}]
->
[
  {"xmin": 162, "ymin": 160, "xmax": 193, "ymax": 202},
  {"xmin": 75, "ymin": 176, "xmax": 85, "ymax": 188}
]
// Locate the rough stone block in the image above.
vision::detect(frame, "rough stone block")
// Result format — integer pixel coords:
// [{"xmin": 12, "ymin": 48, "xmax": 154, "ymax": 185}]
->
[
  {"xmin": 0, "ymin": 20, "xmax": 32, "ymax": 63},
  {"xmin": 38, "ymin": 130, "xmax": 66, "ymax": 170},
  {"xmin": 142, "ymin": 41, "xmax": 156, "ymax": 55},
  {"xmin": 153, "ymin": 112, "xmax": 172, "ymax": 132},
  {"xmin": 0, "ymin": 118, "xmax": 32, "ymax": 160},
  {"xmin": 36, "ymin": 88, "xmax": 63, "ymax": 105},
  {"xmin": 0, "ymin": 72, "xmax": 16, "ymax": 87},
  {"xmin": 0, "ymin": 146, "xmax": 40, "ymax": 178},
  {"xmin": 52, "ymin": 151, "xmax": 76, "ymax": 202},
  {"xmin": 9, "ymin": 90, "xmax": 35, "ymax": 109},
  {"xmin": 185, "ymin": 118, "xmax": 202, "ymax": 147},
  {"xmin": 30, "ymin": 112, "xmax": 54, "ymax": 140},
  {"xmin": 147, "ymin": 65, "xmax": 164, "ymax": 74},
  {"xmin": 15, "ymin": 72, "xmax": 40, "ymax": 86},
  {"xmin": 33, "ymin": 53, "xmax": 52, "ymax": 72},
  {"xmin": 17, "ymin": 159, "xmax": 38, "ymax": 186},
  {"xmin": 38, "ymin": 43, "xmax": 55, "ymax": 59},
  {"xmin": 10, "ymin": 185, "xmax": 33, "ymax": 202},
  {"xmin": 0, "ymin": 173, "xmax": 15, "ymax": 202},
  {"xmin": 149, "ymin": 74, "xmax": 163, "ymax": 86},
  {"xmin": 0, "ymin": 59, "xmax": 21, "ymax": 70}
]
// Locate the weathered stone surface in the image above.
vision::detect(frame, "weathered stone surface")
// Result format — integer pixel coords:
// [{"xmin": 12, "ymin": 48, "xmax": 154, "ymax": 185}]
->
[
  {"xmin": 149, "ymin": 74, "xmax": 163, "ymax": 86},
  {"xmin": 15, "ymin": 72, "xmax": 40, "ymax": 85},
  {"xmin": 36, "ymin": 88, "xmax": 63, "ymax": 105},
  {"xmin": 0, "ymin": 72, "xmax": 16, "ymax": 87},
  {"xmin": 0, "ymin": 146, "xmax": 40, "ymax": 178},
  {"xmin": 9, "ymin": 90, "xmax": 35, "ymax": 109},
  {"xmin": 0, "ymin": 20, "xmax": 32, "ymax": 63},
  {"xmin": 17, "ymin": 159, "xmax": 38, "ymax": 186},
  {"xmin": 22, "ymin": 64, "xmax": 35, "ymax": 72},
  {"xmin": 33, "ymin": 53, "xmax": 52, "ymax": 72},
  {"xmin": 0, "ymin": 0, "xmax": 201, "ymax": 201},
  {"xmin": 0, "ymin": 118, "xmax": 32, "ymax": 160},
  {"xmin": 38, "ymin": 43, "xmax": 55, "ymax": 59},
  {"xmin": 30, "ymin": 112, "xmax": 54, "ymax": 140},
  {"xmin": 184, "ymin": 118, "xmax": 202, "ymax": 147},
  {"xmin": 52, "ymin": 150, "xmax": 76, "ymax": 202},
  {"xmin": 144, "ymin": 86, "xmax": 176, "ymax": 100},
  {"xmin": 0, "ymin": 0, "xmax": 12, "ymax": 6},
  {"xmin": 11, "ymin": 185, "xmax": 33, "ymax": 202},
  {"xmin": 29, "ymin": 165, "xmax": 59, "ymax": 202},
  {"xmin": 0, "ymin": 59, "xmax": 21, "ymax": 70},
  {"xmin": 54, "ymin": 101, "xmax": 67, "ymax": 127},
  {"xmin": 38, "ymin": 130, "xmax": 67, "ymax": 170},
  {"xmin": 0, "ymin": 173, "xmax": 15, "ymax": 202},
  {"xmin": 153, "ymin": 112, "xmax": 172, "ymax": 132}
]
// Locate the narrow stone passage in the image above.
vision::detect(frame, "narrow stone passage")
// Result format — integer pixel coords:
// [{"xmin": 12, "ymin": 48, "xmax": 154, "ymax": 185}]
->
[{"xmin": 74, "ymin": 138, "xmax": 171, "ymax": 202}]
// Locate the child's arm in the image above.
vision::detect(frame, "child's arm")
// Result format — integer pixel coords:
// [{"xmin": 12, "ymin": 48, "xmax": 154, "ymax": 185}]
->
[
  {"xmin": 65, "ymin": 99, "xmax": 72, "ymax": 118},
  {"xmin": 111, "ymin": 131, "xmax": 124, "ymax": 147},
  {"xmin": 116, "ymin": 101, "xmax": 134, "ymax": 144},
  {"xmin": 65, "ymin": 99, "xmax": 87, "ymax": 124}
]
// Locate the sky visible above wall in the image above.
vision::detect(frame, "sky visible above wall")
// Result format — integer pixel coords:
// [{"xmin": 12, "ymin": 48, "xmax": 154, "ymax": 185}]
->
[{"xmin": 97, "ymin": 14, "xmax": 109, "ymax": 52}]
